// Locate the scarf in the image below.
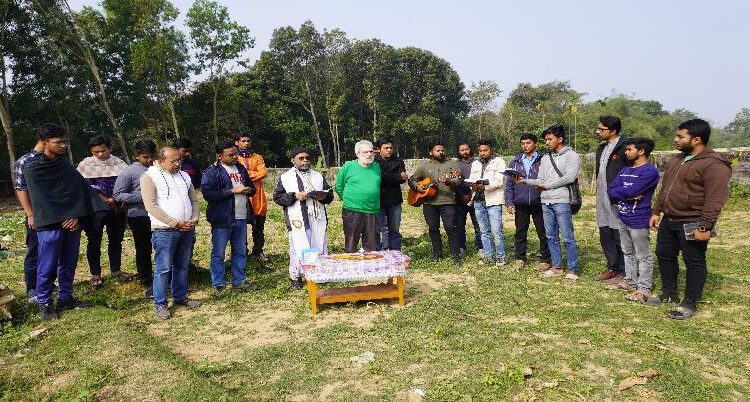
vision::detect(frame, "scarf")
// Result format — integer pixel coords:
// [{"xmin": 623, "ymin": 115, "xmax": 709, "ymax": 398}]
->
[
  {"xmin": 237, "ymin": 148, "xmax": 254, "ymax": 158},
  {"xmin": 24, "ymin": 153, "xmax": 109, "ymax": 227},
  {"xmin": 77, "ymin": 155, "xmax": 128, "ymax": 179}
]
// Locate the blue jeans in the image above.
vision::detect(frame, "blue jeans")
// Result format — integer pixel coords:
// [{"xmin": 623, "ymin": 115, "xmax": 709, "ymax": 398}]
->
[
  {"xmin": 474, "ymin": 201, "xmax": 506, "ymax": 259},
  {"xmin": 542, "ymin": 203, "xmax": 578, "ymax": 272},
  {"xmin": 152, "ymin": 229, "xmax": 195, "ymax": 307},
  {"xmin": 36, "ymin": 228, "xmax": 81, "ymax": 307},
  {"xmin": 210, "ymin": 219, "xmax": 247, "ymax": 288},
  {"xmin": 378, "ymin": 204, "xmax": 402, "ymax": 250}
]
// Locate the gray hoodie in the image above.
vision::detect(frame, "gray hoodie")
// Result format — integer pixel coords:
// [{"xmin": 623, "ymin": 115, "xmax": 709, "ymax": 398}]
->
[
  {"xmin": 523, "ymin": 146, "xmax": 581, "ymax": 204},
  {"xmin": 113, "ymin": 162, "xmax": 149, "ymax": 218}
]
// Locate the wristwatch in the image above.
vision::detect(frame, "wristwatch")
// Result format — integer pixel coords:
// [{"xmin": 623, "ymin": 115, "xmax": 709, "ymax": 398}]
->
[{"xmin": 697, "ymin": 225, "xmax": 708, "ymax": 232}]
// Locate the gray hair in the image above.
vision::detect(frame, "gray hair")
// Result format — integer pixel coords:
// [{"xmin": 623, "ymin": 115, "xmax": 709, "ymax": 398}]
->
[
  {"xmin": 158, "ymin": 146, "xmax": 178, "ymax": 160},
  {"xmin": 354, "ymin": 140, "xmax": 374, "ymax": 155}
]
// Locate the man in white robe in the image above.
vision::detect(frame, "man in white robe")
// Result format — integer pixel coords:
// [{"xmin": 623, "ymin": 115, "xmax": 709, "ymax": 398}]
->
[{"xmin": 273, "ymin": 147, "xmax": 334, "ymax": 290}]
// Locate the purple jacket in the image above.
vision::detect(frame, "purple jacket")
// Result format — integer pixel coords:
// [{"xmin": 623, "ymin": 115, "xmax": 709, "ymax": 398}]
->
[
  {"xmin": 607, "ymin": 163, "xmax": 660, "ymax": 229},
  {"xmin": 504, "ymin": 152, "xmax": 543, "ymax": 206}
]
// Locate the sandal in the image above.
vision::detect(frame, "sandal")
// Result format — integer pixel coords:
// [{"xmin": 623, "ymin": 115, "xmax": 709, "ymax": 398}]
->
[
  {"xmin": 606, "ymin": 281, "xmax": 635, "ymax": 291},
  {"xmin": 625, "ymin": 290, "xmax": 649, "ymax": 303},
  {"xmin": 89, "ymin": 275, "xmax": 103, "ymax": 287},
  {"xmin": 111, "ymin": 271, "xmax": 135, "ymax": 280}
]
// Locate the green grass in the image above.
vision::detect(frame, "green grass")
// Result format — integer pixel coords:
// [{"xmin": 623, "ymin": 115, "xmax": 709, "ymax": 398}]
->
[{"xmin": 1, "ymin": 195, "xmax": 749, "ymax": 401}]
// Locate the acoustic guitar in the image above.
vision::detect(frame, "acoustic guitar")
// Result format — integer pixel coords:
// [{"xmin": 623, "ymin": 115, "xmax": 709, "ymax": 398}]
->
[{"xmin": 407, "ymin": 171, "xmax": 461, "ymax": 207}]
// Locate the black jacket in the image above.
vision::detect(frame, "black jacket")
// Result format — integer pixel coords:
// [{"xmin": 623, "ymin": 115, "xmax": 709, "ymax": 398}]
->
[
  {"xmin": 375, "ymin": 154, "xmax": 406, "ymax": 206},
  {"xmin": 273, "ymin": 171, "xmax": 335, "ymax": 231},
  {"xmin": 595, "ymin": 136, "xmax": 630, "ymax": 186},
  {"xmin": 201, "ymin": 162, "xmax": 256, "ymax": 227}
]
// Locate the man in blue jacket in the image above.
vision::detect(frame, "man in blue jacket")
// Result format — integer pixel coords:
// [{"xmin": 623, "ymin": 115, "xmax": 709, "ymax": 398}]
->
[
  {"xmin": 504, "ymin": 133, "xmax": 551, "ymax": 271},
  {"xmin": 201, "ymin": 140, "xmax": 257, "ymax": 293}
]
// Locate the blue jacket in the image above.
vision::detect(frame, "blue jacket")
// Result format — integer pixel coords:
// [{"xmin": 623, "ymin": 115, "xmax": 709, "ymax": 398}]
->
[
  {"xmin": 201, "ymin": 162, "xmax": 256, "ymax": 227},
  {"xmin": 504, "ymin": 151, "xmax": 543, "ymax": 206}
]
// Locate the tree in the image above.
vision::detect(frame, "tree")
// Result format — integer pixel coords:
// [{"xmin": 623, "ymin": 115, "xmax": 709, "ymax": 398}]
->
[
  {"xmin": 186, "ymin": 0, "xmax": 253, "ymax": 143},
  {"xmin": 466, "ymin": 80, "xmax": 501, "ymax": 139}
]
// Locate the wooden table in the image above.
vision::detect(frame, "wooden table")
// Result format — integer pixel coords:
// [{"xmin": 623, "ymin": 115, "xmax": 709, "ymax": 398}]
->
[{"xmin": 302, "ymin": 251, "xmax": 410, "ymax": 315}]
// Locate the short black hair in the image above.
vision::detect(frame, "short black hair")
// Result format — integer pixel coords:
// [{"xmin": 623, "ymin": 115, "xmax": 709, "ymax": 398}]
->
[
  {"xmin": 173, "ymin": 137, "xmax": 193, "ymax": 149},
  {"xmin": 134, "ymin": 139, "xmax": 157, "ymax": 155},
  {"xmin": 428, "ymin": 142, "xmax": 445, "ymax": 152},
  {"xmin": 456, "ymin": 142, "xmax": 471, "ymax": 152},
  {"xmin": 477, "ymin": 139, "xmax": 493, "ymax": 148},
  {"xmin": 626, "ymin": 137, "xmax": 655, "ymax": 157},
  {"xmin": 519, "ymin": 133, "xmax": 538, "ymax": 143},
  {"xmin": 677, "ymin": 118, "xmax": 711, "ymax": 145},
  {"xmin": 376, "ymin": 137, "xmax": 393, "ymax": 149},
  {"xmin": 36, "ymin": 123, "xmax": 66, "ymax": 140},
  {"xmin": 290, "ymin": 146, "xmax": 310, "ymax": 159},
  {"xmin": 215, "ymin": 140, "xmax": 236, "ymax": 155},
  {"xmin": 88, "ymin": 135, "xmax": 111, "ymax": 149},
  {"xmin": 234, "ymin": 132, "xmax": 252, "ymax": 142},
  {"xmin": 542, "ymin": 124, "xmax": 566, "ymax": 143},
  {"xmin": 598, "ymin": 115, "xmax": 622, "ymax": 134}
]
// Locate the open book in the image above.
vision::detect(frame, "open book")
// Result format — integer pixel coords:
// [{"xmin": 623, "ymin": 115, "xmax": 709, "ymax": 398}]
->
[
  {"xmin": 502, "ymin": 168, "xmax": 523, "ymax": 178},
  {"xmin": 463, "ymin": 178, "xmax": 489, "ymax": 185}
]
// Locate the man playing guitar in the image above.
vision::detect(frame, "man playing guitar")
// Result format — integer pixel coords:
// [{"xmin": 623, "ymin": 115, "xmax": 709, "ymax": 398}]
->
[{"xmin": 407, "ymin": 142, "xmax": 463, "ymax": 266}]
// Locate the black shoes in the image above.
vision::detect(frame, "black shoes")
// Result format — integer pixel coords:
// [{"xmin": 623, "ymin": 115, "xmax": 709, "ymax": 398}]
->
[
  {"xmin": 290, "ymin": 277, "xmax": 305, "ymax": 290},
  {"xmin": 39, "ymin": 304, "xmax": 59, "ymax": 321},
  {"xmin": 57, "ymin": 298, "xmax": 93, "ymax": 311}
]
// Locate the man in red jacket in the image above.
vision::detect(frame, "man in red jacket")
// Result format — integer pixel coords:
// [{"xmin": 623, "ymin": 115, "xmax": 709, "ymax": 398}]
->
[{"xmin": 648, "ymin": 119, "xmax": 732, "ymax": 320}]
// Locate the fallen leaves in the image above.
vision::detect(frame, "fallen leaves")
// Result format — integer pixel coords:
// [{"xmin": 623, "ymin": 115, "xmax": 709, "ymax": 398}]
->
[{"xmin": 618, "ymin": 368, "xmax": 660, "ymax": 391}]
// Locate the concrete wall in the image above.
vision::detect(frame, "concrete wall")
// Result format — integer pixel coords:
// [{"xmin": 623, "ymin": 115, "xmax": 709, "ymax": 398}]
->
[{"xmin": 263, "ymin": 147, "xmax": 750, "ymax": 191}]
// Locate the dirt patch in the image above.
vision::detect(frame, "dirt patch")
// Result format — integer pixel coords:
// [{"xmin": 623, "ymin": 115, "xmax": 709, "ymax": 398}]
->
[
  {"xmin": 495, "ymin": 315, "xmax": 540, "ymax": 325},
  {"xmin": 39, "ymin": 371, "xmax": 78, "ymax": 396},
  {"xmin": 317, "ymin": 380, "xmax": 379, "ymax": 400},
  {"xmin": 406, "ymin": 271, "xmax": 477, "ymax": 297}
]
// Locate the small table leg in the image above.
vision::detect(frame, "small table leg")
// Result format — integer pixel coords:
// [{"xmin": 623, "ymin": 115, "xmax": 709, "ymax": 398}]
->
[
  {"xmin": 397, "ymin": 276, "xmax": 405, "ymax": 305},
  {"xmin": 306, "ymin": 280, "xmax": 318, "ymax": 316}
]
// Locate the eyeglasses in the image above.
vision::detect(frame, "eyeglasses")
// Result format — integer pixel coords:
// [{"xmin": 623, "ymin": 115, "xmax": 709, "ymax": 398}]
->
[{"xmin": 596, "ymin": 127, "xmax": 611, "ymax": 132}]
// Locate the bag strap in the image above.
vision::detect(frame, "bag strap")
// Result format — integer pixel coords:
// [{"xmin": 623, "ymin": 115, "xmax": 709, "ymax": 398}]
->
[{"xmin": 548, "ymin": 152, "xmax": 564, "ymax": 178}]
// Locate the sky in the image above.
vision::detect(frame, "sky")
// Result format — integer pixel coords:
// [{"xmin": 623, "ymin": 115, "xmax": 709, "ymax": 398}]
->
[{"xmin": 69, "ymin": 0, "xmax": 750, "ymax": 126}]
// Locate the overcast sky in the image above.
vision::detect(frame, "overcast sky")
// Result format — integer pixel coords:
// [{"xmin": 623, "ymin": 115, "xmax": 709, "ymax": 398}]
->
[{"xmin": 70, "ymin": 0, "xmax": 750, "ymax": 126}]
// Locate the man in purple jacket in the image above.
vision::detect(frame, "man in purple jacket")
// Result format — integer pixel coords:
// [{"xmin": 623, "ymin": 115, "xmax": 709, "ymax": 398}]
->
[
  {"xmin": 607, "ymin": 138, "xmax": 660, "ymax": 302},
  {"xmin": 504, "ymin": 133, "xmax": 551, "ymax": 271}
]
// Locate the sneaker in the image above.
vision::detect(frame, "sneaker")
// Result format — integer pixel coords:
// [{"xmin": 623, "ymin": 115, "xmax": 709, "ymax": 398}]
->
[
  {"xmin": 514, "ymin": 260, "xmax": 526, "ymax": 269},
  {"xmin": 478, "ymin": 256, "xmax": 494, "ymax": 265},
  {"xmin": 495, "ymin": 257, "xmax": 507, "ymax": 267},
  {"xmin": 57, "ymin": 298, "xmax": 93, "ymax": 311},
  {"xmin": 536, "ymin": 262, "xmax": 551, "ymax": 272},
  {"xmin": 595, "ymin": 270, "xmax": 618, "ymax": 281},
  {"xmin": 232, "ymin": 282, "xmax": 258, "ymax": 292},
  {"xmin": 155, "ymin": 306, "xmax": 171, "ymax": 320},
  {"xmin": 40, "ymin": 304, "xmax": 59, "ymax": 321},
  {"xmin": 143, "ymin": 287, "xmax": 154, "ymax": 299},
  {"xmin": 565, "ymin": 272, "xmax": 579, "ymax": 281},
  {"xmin": 174, "ymin": 298, "xmax": 201, "ymax": 308},
  {"xmin": 453, "ymin": 256, "xmax": 463, "ymax": 267},
  {"xmin": 89, "ymin": 275, "xmax": 103, "ymax": 287},
  {"xmin": 251, "ymin": 252, "xmax": 269, "ymax": 262},
  {"xmin": 645, "ymin": 293, "xmax": 681, "ymax": 306},
  {"xmin": 543, "ymin": 268, "xmax": 564, "ymax": 277},
  {"xmin": 290, "ymin": 277, "xmax": 305, "ymax": 291}
]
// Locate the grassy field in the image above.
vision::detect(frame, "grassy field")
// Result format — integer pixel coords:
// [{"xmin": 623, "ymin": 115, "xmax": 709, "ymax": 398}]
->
[{"xmin": 1, "ymin": 190, "xmax": 749, "ymax": 401}]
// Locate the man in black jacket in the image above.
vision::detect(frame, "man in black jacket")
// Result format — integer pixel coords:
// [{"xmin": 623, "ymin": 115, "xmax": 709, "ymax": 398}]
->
[
  {"xmin": 594, "ymin": 115, "xmax": 630, "ymax": 284},
  {"xmin": 374, "ymin": 137, "xmax": 407, "ymax": 250}
]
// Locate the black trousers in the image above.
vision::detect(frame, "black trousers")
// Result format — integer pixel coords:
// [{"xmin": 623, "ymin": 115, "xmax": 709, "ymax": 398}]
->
[
  {"xmin": 423, "ymin": 204, "xmax": 461, "ymax": 258},
  {"xmin": 599, "ymin": 226, "xmax": 625, "ymax": 272},
  {"xmin": 656, "ymin": 217, "xmax": 709, "ymax": 303},
  {"xmin": 128, "ymin": 216, "xmax": 153, "ymax": 286},
  {"xmin": 514, "ymin": 204, "xmax": 550, "ymax": 263},
  {"xmin": 84, "ymin": 209, "xmax": 126, "ymax": 276},
  {"xmin": 342, "ymin": 209, "xmax": 378, "ymax": 252},
  {"xmin": 24, "ymin": 220, "xmax": 38, "ymax": 294},
  {"xmin": 456, "ymin": 204, "xmax": 482, "ymax": 251},
  {"xmin": 250, "ymin": 214, "xmax": 266, "ymax": 255}
]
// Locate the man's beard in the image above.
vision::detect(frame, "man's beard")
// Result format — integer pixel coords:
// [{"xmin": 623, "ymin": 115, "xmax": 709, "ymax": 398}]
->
[
  {"xmin": 432, "ymin": 155, "xmax": 446, "ymax": 162},
  {"xmin": 296, "ymin": 165, "xmax": 310, "ymax": 172},
  {"xmin": 678, "ymin": 143, "xmax": 693, "ymax": 155}
]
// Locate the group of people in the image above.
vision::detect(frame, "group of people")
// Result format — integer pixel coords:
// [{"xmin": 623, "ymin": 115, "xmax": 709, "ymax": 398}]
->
[
  {"xmin": 15, "ymin": 127, "xmax": 270, "ymax": 320},
  {"xmin": 330, "ymin": 116, "xmax": 731, "ymax": 320},
  {"xmin": 14, "ymin": 114, "xmax": 732, "ymax": 321}
]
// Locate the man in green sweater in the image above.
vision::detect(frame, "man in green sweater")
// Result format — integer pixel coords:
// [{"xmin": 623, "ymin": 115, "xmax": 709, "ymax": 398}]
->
[
  {"xmin": 335, "ymin": 140, "xmax": 382, "ymax": 252},
  {"xmin": 408, "ymin": 142, "xmax": 463, "ymax": 266}
]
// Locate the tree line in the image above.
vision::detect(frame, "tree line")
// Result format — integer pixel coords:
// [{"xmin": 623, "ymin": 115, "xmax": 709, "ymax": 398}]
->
[{"xmin": 1, "ymin": 0, "xmax": 748, "ymax": 178}]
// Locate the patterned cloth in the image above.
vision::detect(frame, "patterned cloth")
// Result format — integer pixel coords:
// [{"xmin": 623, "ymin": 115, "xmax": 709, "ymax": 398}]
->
[
  {"xmin": 13, "ymin": 149, "xmax": 40, "ymax": 191},
  {"xmin": 303, "ymin": 250, "xmax": 410, "ymax": 283},
  {"xmin": 77, "ymin": 155, "xmax": 128, "ymax": 197}
]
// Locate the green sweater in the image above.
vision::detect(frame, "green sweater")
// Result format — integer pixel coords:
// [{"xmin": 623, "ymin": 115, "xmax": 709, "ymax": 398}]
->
[{"xmin": 335, "ymin": 160, "xmax": 382, "ymax": 214}]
